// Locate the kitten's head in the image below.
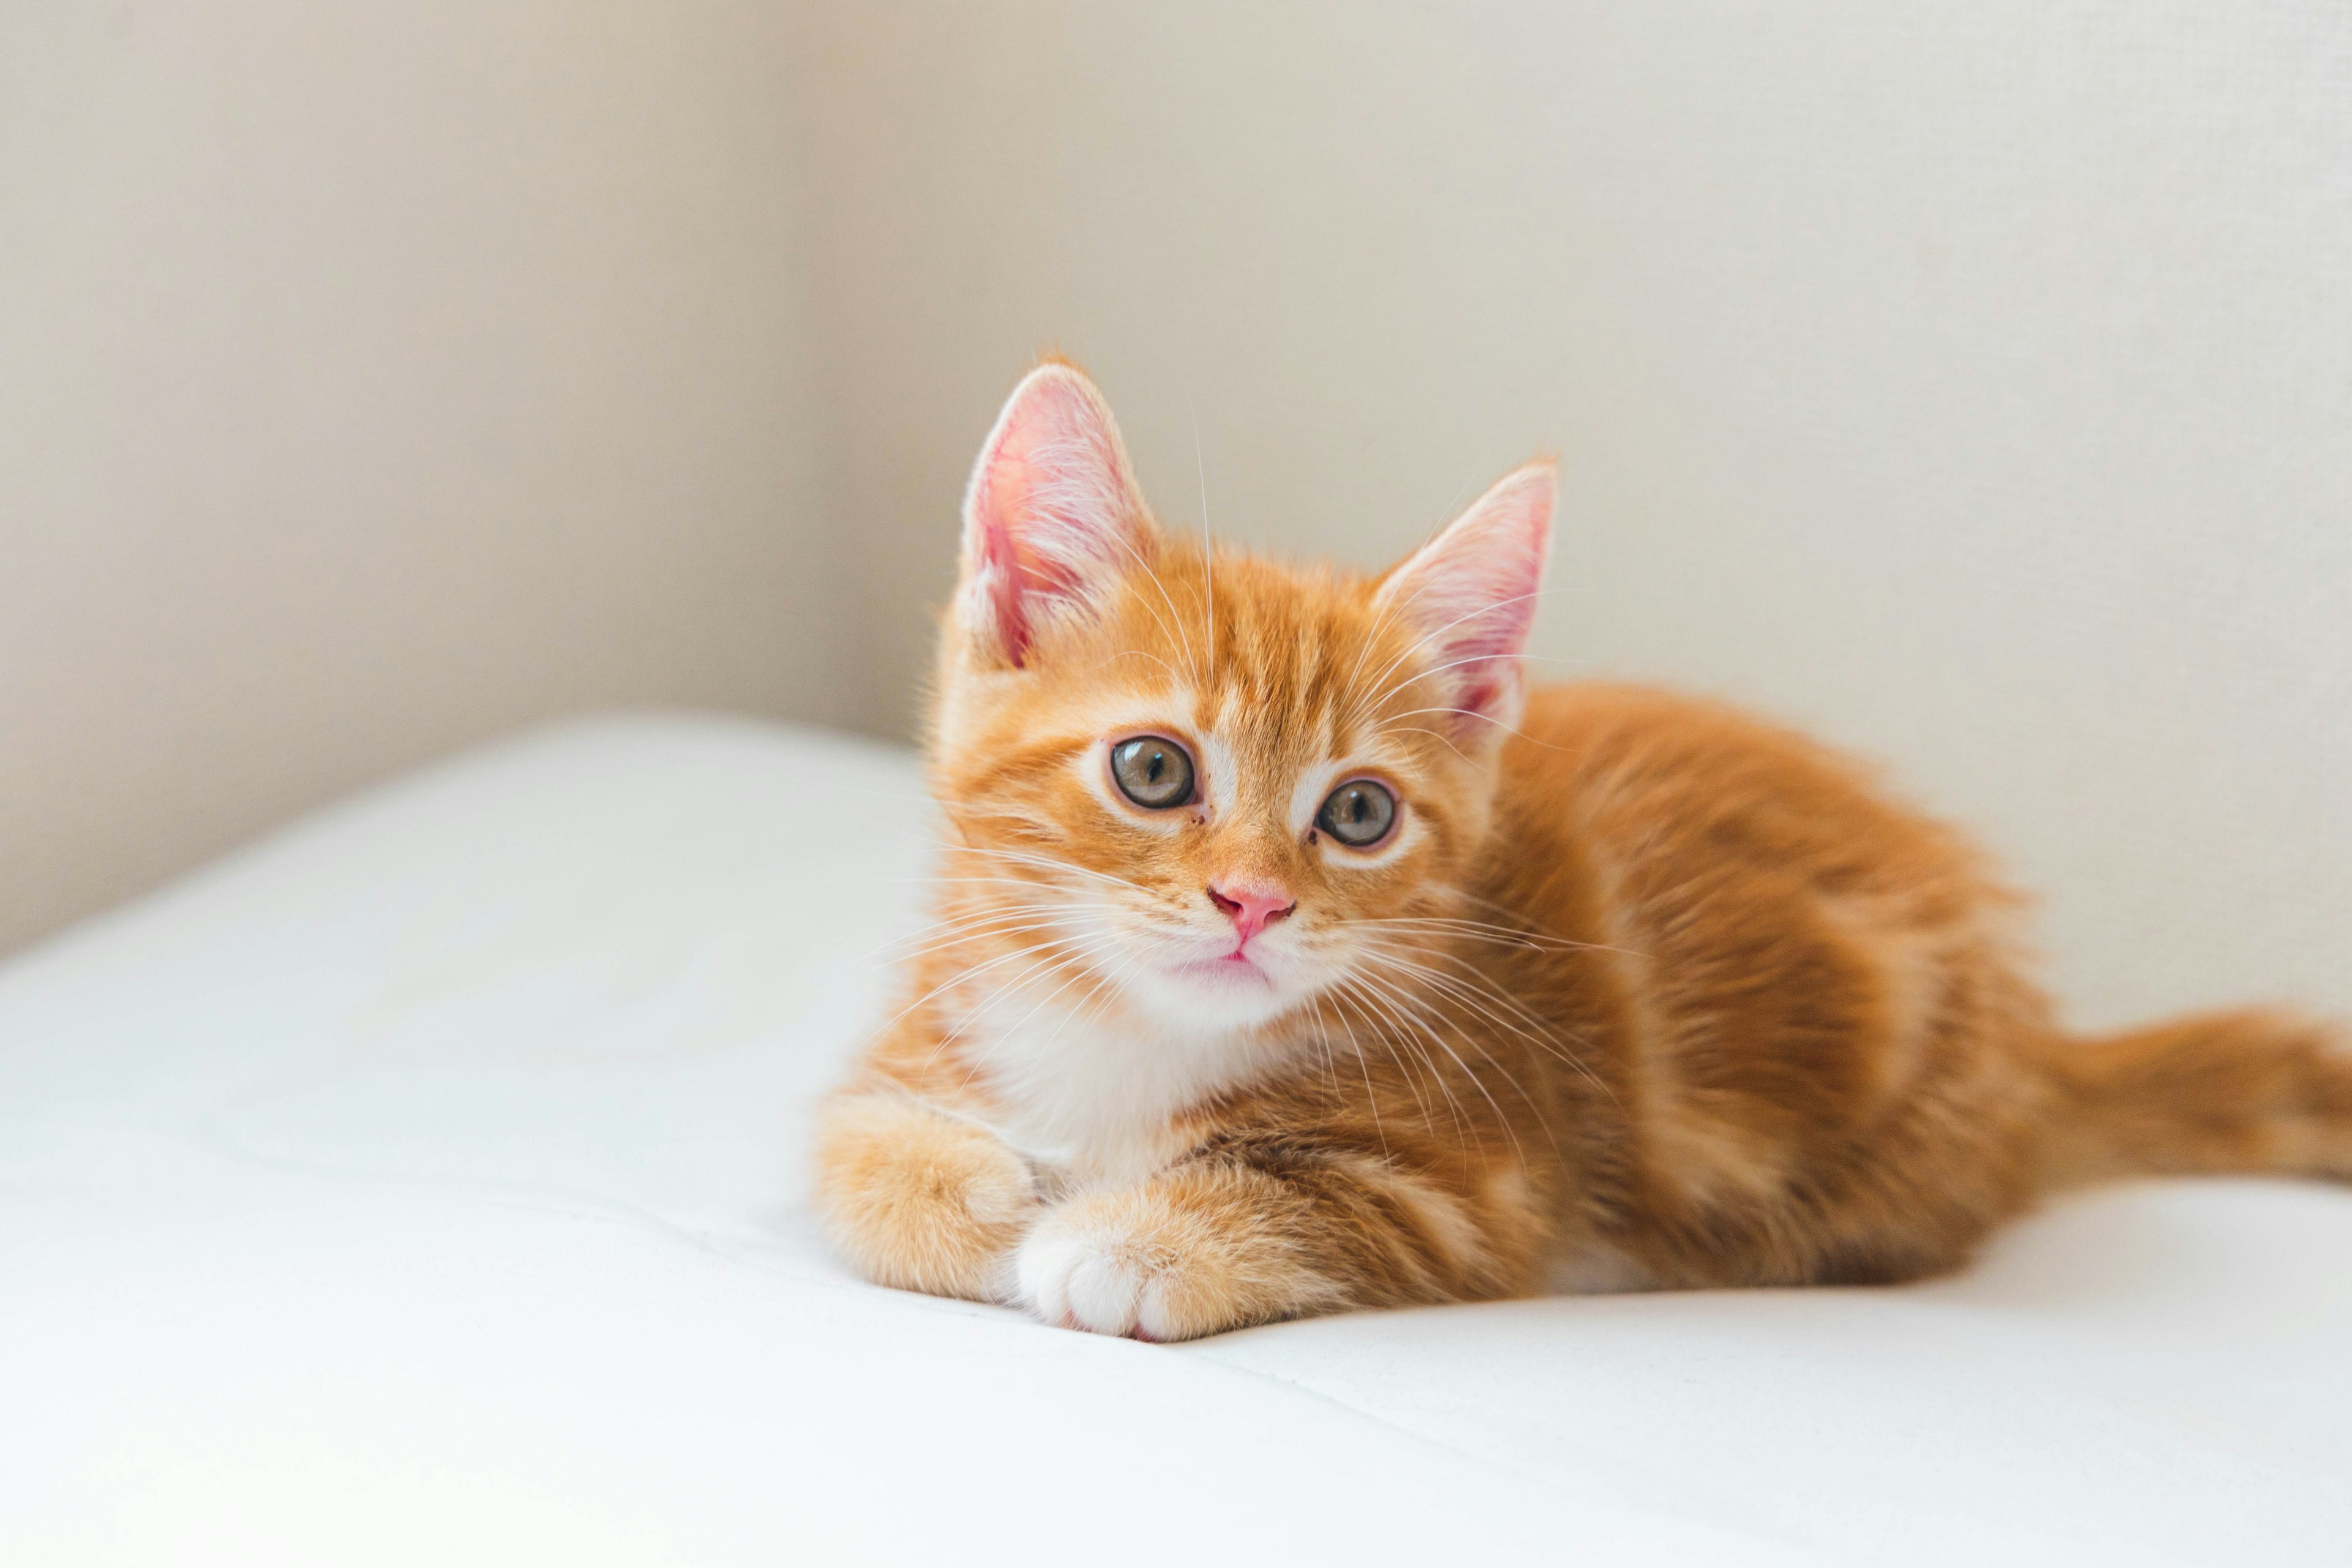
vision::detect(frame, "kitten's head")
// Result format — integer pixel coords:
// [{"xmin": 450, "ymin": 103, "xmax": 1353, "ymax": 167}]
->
[{"xmin": 929, "ymin": 363, "xmax": 1552, "ymax": 1035}]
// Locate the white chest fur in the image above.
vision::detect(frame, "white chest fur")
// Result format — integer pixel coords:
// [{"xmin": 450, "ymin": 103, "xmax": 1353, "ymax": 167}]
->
[{"xmin": 949, "ymin": 990, "xmax": 1278, "ymax": 1185}]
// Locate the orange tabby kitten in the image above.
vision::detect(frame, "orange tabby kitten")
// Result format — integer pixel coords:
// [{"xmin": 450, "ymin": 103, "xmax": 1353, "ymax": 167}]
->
[{"xmin": 814, "ymin": 361, "xmax": 2350, "ymax": 1340}]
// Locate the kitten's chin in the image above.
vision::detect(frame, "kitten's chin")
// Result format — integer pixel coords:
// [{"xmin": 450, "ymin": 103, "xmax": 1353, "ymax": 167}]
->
[{"xmin": 1120, "ymin": 948, "xmax": 1313, "ymax": 1032}]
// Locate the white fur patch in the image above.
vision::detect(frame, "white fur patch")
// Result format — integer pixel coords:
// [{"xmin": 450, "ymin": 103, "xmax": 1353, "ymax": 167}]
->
[
  {"xmin": 1017, "ymin": 1218, "xmax": 1156, "ymax": 1336},
  {"xmin": 957, "ymin": 990, "xmax": 1269, "ymax": 1183}
]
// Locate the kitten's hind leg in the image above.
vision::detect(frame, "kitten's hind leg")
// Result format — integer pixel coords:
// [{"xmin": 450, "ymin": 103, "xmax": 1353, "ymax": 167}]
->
[{"xmin": 814, "ymin": 1092, "xmax": 1039, "ymax": 1302}]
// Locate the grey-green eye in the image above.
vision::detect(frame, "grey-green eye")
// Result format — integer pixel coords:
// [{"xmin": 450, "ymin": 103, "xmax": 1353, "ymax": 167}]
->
[
  {"xmin": 1110, "ymin": 736, "xmax": 1196, "ymax": 810},
  {"xmin": 1317, "ymin": 779, "xmax": 1396, "ymax": 848}
]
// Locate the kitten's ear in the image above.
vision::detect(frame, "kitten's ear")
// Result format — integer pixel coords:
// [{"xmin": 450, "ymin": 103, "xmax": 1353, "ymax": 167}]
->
[
  {"xmin": 1372, "ymin": 462, "xmax": 1555, "ymax": 737},
  {"xmin": 956, "ymin": 363, "xmax": 1153, "ymax": 669}
]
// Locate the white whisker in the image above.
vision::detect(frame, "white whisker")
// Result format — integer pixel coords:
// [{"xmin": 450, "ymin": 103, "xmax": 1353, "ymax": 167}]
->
[{"xmin": 1348, "ymin": 965, "xmax": 1519, "ymax": 1163}]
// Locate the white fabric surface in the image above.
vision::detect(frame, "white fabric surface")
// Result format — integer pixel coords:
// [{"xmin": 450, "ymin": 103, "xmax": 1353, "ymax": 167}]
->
[{"xmin": 4, "ymin": 716, "xmax": 2346, "ymax": 1566}]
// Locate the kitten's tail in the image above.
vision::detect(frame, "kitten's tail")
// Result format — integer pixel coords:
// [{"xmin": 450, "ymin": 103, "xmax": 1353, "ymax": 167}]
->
[{"xmin": 2035, "ymin": 1009, "xmax": 2352, "ymax": 1191}]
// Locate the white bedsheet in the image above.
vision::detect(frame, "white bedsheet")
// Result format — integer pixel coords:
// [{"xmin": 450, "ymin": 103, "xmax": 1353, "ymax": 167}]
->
[{"xmin": 4, "ymin": 717, "xmax": 2346, "ymax": 1566}]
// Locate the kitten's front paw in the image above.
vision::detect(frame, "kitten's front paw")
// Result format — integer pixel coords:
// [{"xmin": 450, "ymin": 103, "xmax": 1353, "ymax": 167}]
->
[
  {"xmin": 814, "ymin": 1094, "xmax": 1037, "ymax": 1302},
  {"xmin": 1017, "ymin": 1215, "xmax": 1161, "ymax": 1339},
  {"xmin": 1015, "ymin": 1180, "xmax": 1313, "ymax": 1341}
]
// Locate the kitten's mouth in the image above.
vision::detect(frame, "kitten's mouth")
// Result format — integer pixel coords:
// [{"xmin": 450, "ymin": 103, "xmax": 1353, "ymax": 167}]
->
[{"xmin": 1175, "ymin": 949, "xmax": 1273, "ymax": 986}]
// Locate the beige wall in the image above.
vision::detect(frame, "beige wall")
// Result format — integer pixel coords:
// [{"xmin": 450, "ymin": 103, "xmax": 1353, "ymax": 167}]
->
[
  {"xmin": 797, "ymin": 2, "xmax": 2352, "ymax": 1027},
  {"xmin": 7, "ymin": 2, "xmax": 2348, "ymax": 1033},
  {"xmin": 1, "ymin": 2, "xmax": 848, "ymax": 952}
]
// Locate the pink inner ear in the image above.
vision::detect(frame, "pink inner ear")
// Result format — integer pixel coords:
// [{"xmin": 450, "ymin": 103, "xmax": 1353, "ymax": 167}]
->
[
  {"xmin": 972, "ymin": 505, "xmax": 1035, "ymax": 665},
  {"xmin": 973, "ymin": 446, "xmax": 1090, "ymax": 666},
  {"xmin": 1377, "ymin": 465, "xmax": 1554, "ymax": 729},
  {"xmin": 1440, "ymin": 599, "xmax": 1536, "ymax": 727},
  {"xmin": 962, "ymin": 366, "xmax": 1139, "ymax": 667}
]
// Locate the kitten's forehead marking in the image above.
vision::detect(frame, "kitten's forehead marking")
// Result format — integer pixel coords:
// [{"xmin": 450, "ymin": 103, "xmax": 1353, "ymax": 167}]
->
[{"xmin": 1215, "ymin": 676, "xmax": 1334, "ymax": 775}]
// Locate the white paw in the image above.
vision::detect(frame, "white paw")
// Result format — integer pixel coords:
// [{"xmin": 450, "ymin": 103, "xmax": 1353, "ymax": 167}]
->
[{"xmin": 1015, "ymin": 1214, "xmax": 1167, "ymax": 1339}]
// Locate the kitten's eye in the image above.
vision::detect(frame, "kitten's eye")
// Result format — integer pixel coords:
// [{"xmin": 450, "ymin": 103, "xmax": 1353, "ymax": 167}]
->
[
  {"xmin": 1110, "ymin": 736, "xmax": 1196, "ymax": 810},
  {"xmin": 1317, "ymin": 779, "xmax": 1397, "ymax": 848}
]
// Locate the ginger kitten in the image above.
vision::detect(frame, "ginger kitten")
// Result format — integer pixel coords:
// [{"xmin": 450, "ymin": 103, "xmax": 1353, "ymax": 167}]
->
[{"xmin": 814, "ymin": 361, "xmax": 2350, "ymax": 1340}]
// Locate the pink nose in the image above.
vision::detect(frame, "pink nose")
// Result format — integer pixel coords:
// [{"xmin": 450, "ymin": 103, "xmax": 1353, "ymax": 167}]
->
[{"xmin": 1207, "ymin": 880, "xmax": 1297, "ymax": 946}]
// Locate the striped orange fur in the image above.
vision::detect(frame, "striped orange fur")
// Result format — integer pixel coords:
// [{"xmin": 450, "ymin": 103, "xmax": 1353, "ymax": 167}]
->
[{"xmin": 813, "ymin": 362, "xmax": 2351, "ymax": 1339}]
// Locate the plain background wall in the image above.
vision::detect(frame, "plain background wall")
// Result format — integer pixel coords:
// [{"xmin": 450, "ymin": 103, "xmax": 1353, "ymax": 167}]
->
[
  {"xmin": 0, "ymin": 2, "xmax": 848, "ymax": 952},
  {"xmin": 797, "ymin": 1, "xmax": 2351, "ymax": 1028},
  {"xmin": 4, "ymin": 3, "xmax": 2347, "ymax": 1031}
]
